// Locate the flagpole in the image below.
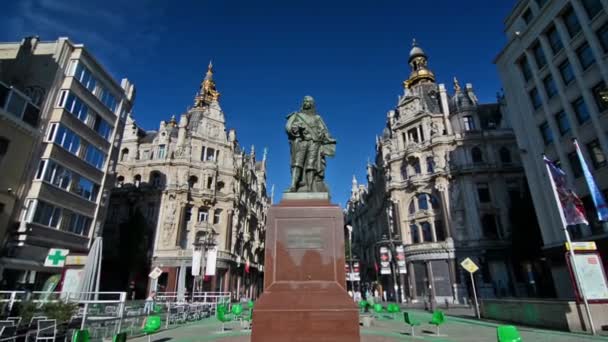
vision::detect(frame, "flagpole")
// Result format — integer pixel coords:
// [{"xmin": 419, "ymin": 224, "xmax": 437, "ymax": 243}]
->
[{"xmin": 543, "ymin": 155, "xmax": 596, "ymax": 335}]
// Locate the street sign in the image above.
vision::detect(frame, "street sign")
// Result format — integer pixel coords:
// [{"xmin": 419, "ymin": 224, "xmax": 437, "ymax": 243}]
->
[
  {"xmin": 44, "ymin": 249, "xmax": 69, "ymax": 267},
  {"xmin": 460, "ymin": 257, "xmax": 479, "ymax": 274},
  {"xmin": 149, "ymin": 267, "xmax": 163, "ymax": 279},
  {"xmin": 565, "ymin": 241, "xmax": 597, "ymax": 251}
]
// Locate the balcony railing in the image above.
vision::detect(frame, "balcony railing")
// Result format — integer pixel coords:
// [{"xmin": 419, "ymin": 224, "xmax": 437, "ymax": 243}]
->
[{"xmin": 0, "ymin": 82, "xmax": 40, "ymax": 127}]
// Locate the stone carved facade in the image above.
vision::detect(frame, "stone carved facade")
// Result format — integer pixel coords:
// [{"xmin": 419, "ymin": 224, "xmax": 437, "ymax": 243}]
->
[
  {"xmin": 346, "ymin": 42, "xmax": 528, "ymax": 304},
  {"xmin": 103, "ymin": 64, "xmax": 269, "ymax": 298}
]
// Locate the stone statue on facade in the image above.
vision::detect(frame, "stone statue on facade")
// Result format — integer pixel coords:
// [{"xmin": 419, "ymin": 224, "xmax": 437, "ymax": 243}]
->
[{"xmin": 285, "ymin": 96, "xmax": 336, "ymax": 193}]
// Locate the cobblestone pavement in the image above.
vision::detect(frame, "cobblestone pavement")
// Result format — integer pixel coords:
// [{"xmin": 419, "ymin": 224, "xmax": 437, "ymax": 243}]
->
[{"xmin": 129, "ymin": 309, "xmax": 608, "ymax": 341}]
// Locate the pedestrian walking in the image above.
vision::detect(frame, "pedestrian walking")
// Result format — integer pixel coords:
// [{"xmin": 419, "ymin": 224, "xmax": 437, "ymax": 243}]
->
[{"xmin": 144, "ymin": 291, "xmax": 156, "ymax": 314}]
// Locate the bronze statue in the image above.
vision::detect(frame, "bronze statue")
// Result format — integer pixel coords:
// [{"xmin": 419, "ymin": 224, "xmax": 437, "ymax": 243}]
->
[{"xmin": 286, "ymin": 96, "xmax": 336, "ymax": 193}]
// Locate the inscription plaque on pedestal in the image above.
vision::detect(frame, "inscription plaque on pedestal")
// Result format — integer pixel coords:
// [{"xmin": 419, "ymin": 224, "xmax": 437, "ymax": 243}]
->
[{"xmin": 251, "ymin": 200, "xmax": 360, "ymax": 342}]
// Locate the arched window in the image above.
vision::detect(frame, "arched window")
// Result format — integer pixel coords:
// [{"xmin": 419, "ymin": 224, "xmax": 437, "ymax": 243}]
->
[
  {"xmin": 120, "ymin": 148, "xmax": 129, "ymax": 161},
  {"xmin": 134, "ymin": 174, "xmax": 141, "ymax": 187},
  {"xmin": 417, "ymin": 194, "xmax": 429, "ymax": 210},
  {"xmin": 412, "ymin": 157, "xmax": 421, "ymax": 174},
  {"xmin": 188, "ymin": 175, "xmax": 198, "ymax": 189},
  {"xmin": 116, "ymin": 175, "xmax": 124, "ymax": 187},
  {"xmin": 401, "ymin": 161, "xmax": 408, "ymax": 180},
  {"xmin": 472, "ymin": 147, "xmax": 483, "ymax": 163},
  {"xmin": 410, "ymin": 224, "xmax": 420, "ymax": 243},
  {"xmin": 421, "ymin": 222, "xmax": 433, "ymax": 242},
  {"xmin": 426, "ymin": 156, "xmax": 435, "ymax": 174},
  {"xmin": 499, "ymin": 147, "xmax": 512, "ymax": 164},
  {"xmin": 150, "ymin": 171, "xmax": 163, "ymax": 187},
  {"xmin": 482, "ymin": 214, "xmax": 499, "ymax": 239}
]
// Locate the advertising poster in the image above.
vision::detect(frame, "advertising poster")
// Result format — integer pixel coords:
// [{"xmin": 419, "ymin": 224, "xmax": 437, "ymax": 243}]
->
[
  {"xmin": 380, "ymin": 247, "xmax": 391, "ymax": 275},
  {"xmin": 396, "ymin": 245, "xmax": 407, "ymax": 274}
]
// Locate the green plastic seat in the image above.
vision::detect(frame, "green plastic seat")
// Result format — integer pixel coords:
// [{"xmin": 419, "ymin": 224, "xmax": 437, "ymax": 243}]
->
[
  {"xmin": 497, "ymin": 325, "xmax": 522, "ymax": 342},
  {"xmin": 142, "ymin": 315, "xmax": 162, "ymax": 342},
  {"xmin": 248, "ymin": 300, "xmax": 254, "ymax": 309},
  {"xmin": 231, "ymin": 303, "xmax": 243, "ymax": 319},
  {"xmin": 358, "ymin": 300, "xmax": 368, "ymax": 313},
  {"xmin": 112, "ymin": 332, "xmax": 127, "ymax": 342},
  {"xmin": 403, "ymin": 312, "xmax": 420, "ymax": 336},
  {"xmin": 429, "ymin": 310, "xmax": 446, "ymax": 335},
  {"xmin": 387, "ymin": 303, "xmax": 400, "ymax": 319},
  {"xmin": 217, "ymin": 307, "xmax": 234, "ymax": 332},
  {"xmin": 72, "ymin": 329, "xmax": 90, "ymax": 342}
]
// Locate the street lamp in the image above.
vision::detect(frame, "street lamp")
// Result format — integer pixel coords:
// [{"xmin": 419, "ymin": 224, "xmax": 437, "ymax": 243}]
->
[{"xmin": 192, "ymin": 229, "xmax": 219, "ymax": 297}]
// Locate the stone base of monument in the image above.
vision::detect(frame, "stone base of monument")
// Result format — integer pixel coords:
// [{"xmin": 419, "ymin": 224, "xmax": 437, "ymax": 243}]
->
[{"xmin": 251, "ymin": 197, "xmax": 360, "ymax": 342}]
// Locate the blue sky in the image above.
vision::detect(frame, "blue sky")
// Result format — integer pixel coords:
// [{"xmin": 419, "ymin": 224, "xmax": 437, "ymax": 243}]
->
[{"xmin": 4, "ymin": 0, "xmax": 515, "ymax": 206}]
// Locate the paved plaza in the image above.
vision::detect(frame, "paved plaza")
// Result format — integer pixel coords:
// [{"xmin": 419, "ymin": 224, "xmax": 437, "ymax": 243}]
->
[{"xmin": 130, "ymin": 309, "xmax": 608, "ymax": 342}]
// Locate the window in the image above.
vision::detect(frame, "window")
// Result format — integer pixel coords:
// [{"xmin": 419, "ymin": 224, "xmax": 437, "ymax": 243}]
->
[
  {"xmin": 568, "ymin": 152, "xmax": 583, "ymax": 177},
  {"xmin": 519, "ymin": 57, "xmax": 532, "ymax": 82},
  {"xmin": 73, "ymin": 177, "xmax": 99, "ymax": 201},
  {"xmin": 477, "ymin": 183, "xmax": 491, "ymax": 203},
  {"xmin": 73, "ymin": 61, "xmax": 97, "ymax": 92},
  {"xmin": 145, "ymin": 203, "xmax": 156, "ymax": 221},
  {"xmin": 572, "ymin": 97, "xmax": 591, "ymax": 124},
  {"xmin": 546, "ymin": 26, "xmax": 563, "ymax": 54},
  {"xmin": 120, "ymin": 148, "xmax": 129, "ymax": 161},
  {"xmin": 61, "ymin": 92, "xmax": 89, "ymax": 122},
  {"xmin": 198, "ymin": 207, "xmax": 209, "ymax": 222},
  {"xmin": 150, "ymin": 172, "xmax": 162, "ymax": 187},
  {"xmin": 586, "ymin": 140, "xmax": 607, "ymax": 168},
  {"xmin": 522, "ymin": 8, "xmax": 534, "ymax": 24},
  {"xmin": 207, "ymin": 176, "xmax": 213, "ymax": 189},
  {"xmin": 98, "ymin": 87, "xmax": 117, "ymax": 112},
  {"xmin": 158, "ymin": 145, "xmax": 166, "ymax": 159},
  {"xmin": 408, "ymin": 128, "xmax": 419, "ymax": 143},
  {"xmin": 532, "ymin": 42, "xmax": 547, "ymax": 69},
  {"xmin": 410, "ymin": 224, "xmax": 420, "ymax": 244},
  {"xmin": 597, "ymin": 23, "xmax": 608, "ymax": 52},
  {"xmin": 499, "ymin": 147, "xmax": 512, "ymax": 164},
  {"xmin": 43, "ymin": 160, "xmax": 72, "ymax": 190},
  {"xmin": 54, "ymin": 125, "xmax": 81, "ymax": 155},
  {"xmin": 559, "ymin": 60, "xmax": 575, "ymax": 85},
  {"xmin": 188, "ymin": 176, "xmax": 198, "ymax": 188},
  {"xmin": 64, "ymin": 212, "xmax": 91, "ymax": 236},
  {"xmin": 35, "ymin": 160, "xmax": 46, "ymax": 179},
  {"xmin": 555, "ymin": 111, "xmax": 571, "ymax": 135},
  {"xmin": 206, "ymin": 148, "xmax": 216, "ymax": 161},
  {"xmin": 0, "ymin": 137, "xmax": 8, "ymax": 166},
  {"xmin": 412, "ymin": 157, "xmax": 421, "ymax": 174},
  {"xmin": 592, "ymin": 81, "xmax": 608, "ymax": 112},
  {"xmin": 84, "ymin": 145, "xmax": 106, "ymax": 169},
  {"xmin": 434, "ymin": 220, "xmax": 445, "ymax": 241},
  {"xmin": 577, "ymin": 43, "xmax": 596, "ymax": 70},
  {"xmin": 47, "ymin": 123, "xmax": 57, "ymax": 142},
  {"xmin": 529, "ymin": 88, "xmax": 542, "ymax": 110},
  {"xmin": 417, "ymin": 194, "xmax": 428, "ymax": 210},
  {"xmin": 472, "ymin": 147, "xmax": 483, "ymax": 163},
  {"xmin": 543, "ymin": 75, "xmax": 558, "ymax": 98},
  {"xmin": 116, "ymin": 175, "xmax": 124, "ymax": 187},
  {"xmin": 563, "ymin": 7, "xmax": 582, "ymax": 38},
  {"xmin": 482, "ymin": 214, "xmax": 499, "ymax": 239},
  {"xmin": 539, "ymin": 122, "xmax": 553, "ymax": 144},
  {"xmin": 463, "ymin": 116, "xmax": 475, "ymax": 131},
  {"xmin": 426, "ymin": 156, "xmax": 435, "ymax": 174},
  {"xmin": 134, "ymin": 174, "xmax": 141, "ymax": 187},
  {"xmin": 184, "ymin": 206, "xmax": 192, "ymax": 222},
  {"xmin": 92, "ymin": 114, "xmax": 112, "ymax": 140},
  {"xmin": 32, "ymin": 201, "xmax": 62, "ymax": 228},
  {"xmin": 213, "ymin": 209, "xmax": 222, "ymax": 224},
  {"xmin": 408, "ymin": 201, "xmax": 415, "ymax": 215},
  {"xmin": 581, "ymin": 0, "xmax": 603, "ymax": 19},
  {"xmin": 421, "ymin": 222, "xmax": 433, "ymax": 242}
]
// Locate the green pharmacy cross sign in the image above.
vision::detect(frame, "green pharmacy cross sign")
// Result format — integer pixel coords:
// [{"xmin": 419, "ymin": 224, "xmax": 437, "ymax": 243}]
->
[{"xmin": 44, "ymin": 249, "xmax": 69, "ymax": 267}]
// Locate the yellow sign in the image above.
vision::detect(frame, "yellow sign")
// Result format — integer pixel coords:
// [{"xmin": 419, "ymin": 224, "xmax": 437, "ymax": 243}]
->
[
  {"xmin": 460, "ymin": 257, "xmax": 479, "ymax": 273},
  {"xmin": 565, "ymin": 241, "xmax": 597, "ymax": 251},
  {"xmin": 65, "ymin": 255, "xmax": 87, "ymax": 266}
]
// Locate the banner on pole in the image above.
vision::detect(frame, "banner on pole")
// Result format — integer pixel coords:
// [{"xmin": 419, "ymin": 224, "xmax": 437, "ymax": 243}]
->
[
  {"xmin": 543, "ymin": 156, "xmax": 588, "ymax": 227},
  {"xmin": 380, "ymin": 247, "xmax": 391, "ymax": 275},
  {"xmin": 205, "ymin": 247, "xmax": 217, "ymax": 276},
  {"xmin": 191, "ymin": 249, "xmax": 202, "ymax": 276},
  {"xmin": 574, "ymin": 140, "xmax": 608, "ymax": 221},
  {"xmin": 396, "ymin": 245, "xmax": 407, "ymax": 274}
]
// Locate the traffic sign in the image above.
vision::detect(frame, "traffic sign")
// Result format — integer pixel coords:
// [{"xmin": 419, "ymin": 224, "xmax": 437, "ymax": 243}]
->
[
  {"xmin": 149, "ymin": 267, "xmax": 163, "ymax": 279},
  {"xmin": 460, "ymin": 257, "xmax": 479, "ymax": 274},
  {"xmin": 44, "ymin": 249, "xmax": 69, "ymax": 267}
]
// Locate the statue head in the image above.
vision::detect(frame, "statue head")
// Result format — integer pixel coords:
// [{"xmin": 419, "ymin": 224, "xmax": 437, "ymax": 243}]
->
[{"xmin": 302, "ymin": 95, "xmax": 316, "ymax": 112}]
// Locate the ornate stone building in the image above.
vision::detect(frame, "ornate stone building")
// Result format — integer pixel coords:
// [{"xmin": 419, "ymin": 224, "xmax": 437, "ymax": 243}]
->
[
  {"xmin": 346, "ymin": 42, "xmax": 532, "ymax": 304},
  {"xmin": 103, "ymin": 63, "xmax": 269, "ymax": 299}
]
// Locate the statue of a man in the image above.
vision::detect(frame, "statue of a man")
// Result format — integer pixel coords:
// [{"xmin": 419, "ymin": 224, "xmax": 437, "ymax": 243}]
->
[{"xmin": 286, "ymin": 96, "xmax": 336, "ymax": 193}]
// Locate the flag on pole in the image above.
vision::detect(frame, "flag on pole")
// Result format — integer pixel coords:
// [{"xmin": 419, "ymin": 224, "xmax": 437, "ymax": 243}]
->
[
  {"xmin": 574, "ymin": 139, "xmax": 608, "ymax": 221},
  {"xmin": 543, "ymin": 156, "xmax": 588, "ymax": 227}
]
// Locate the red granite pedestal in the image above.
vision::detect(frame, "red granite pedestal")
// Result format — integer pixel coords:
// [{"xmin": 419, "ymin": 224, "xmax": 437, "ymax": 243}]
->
[{"xmin": 251, "ymin": 199, "xmax": 360, "ymax": 342}]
